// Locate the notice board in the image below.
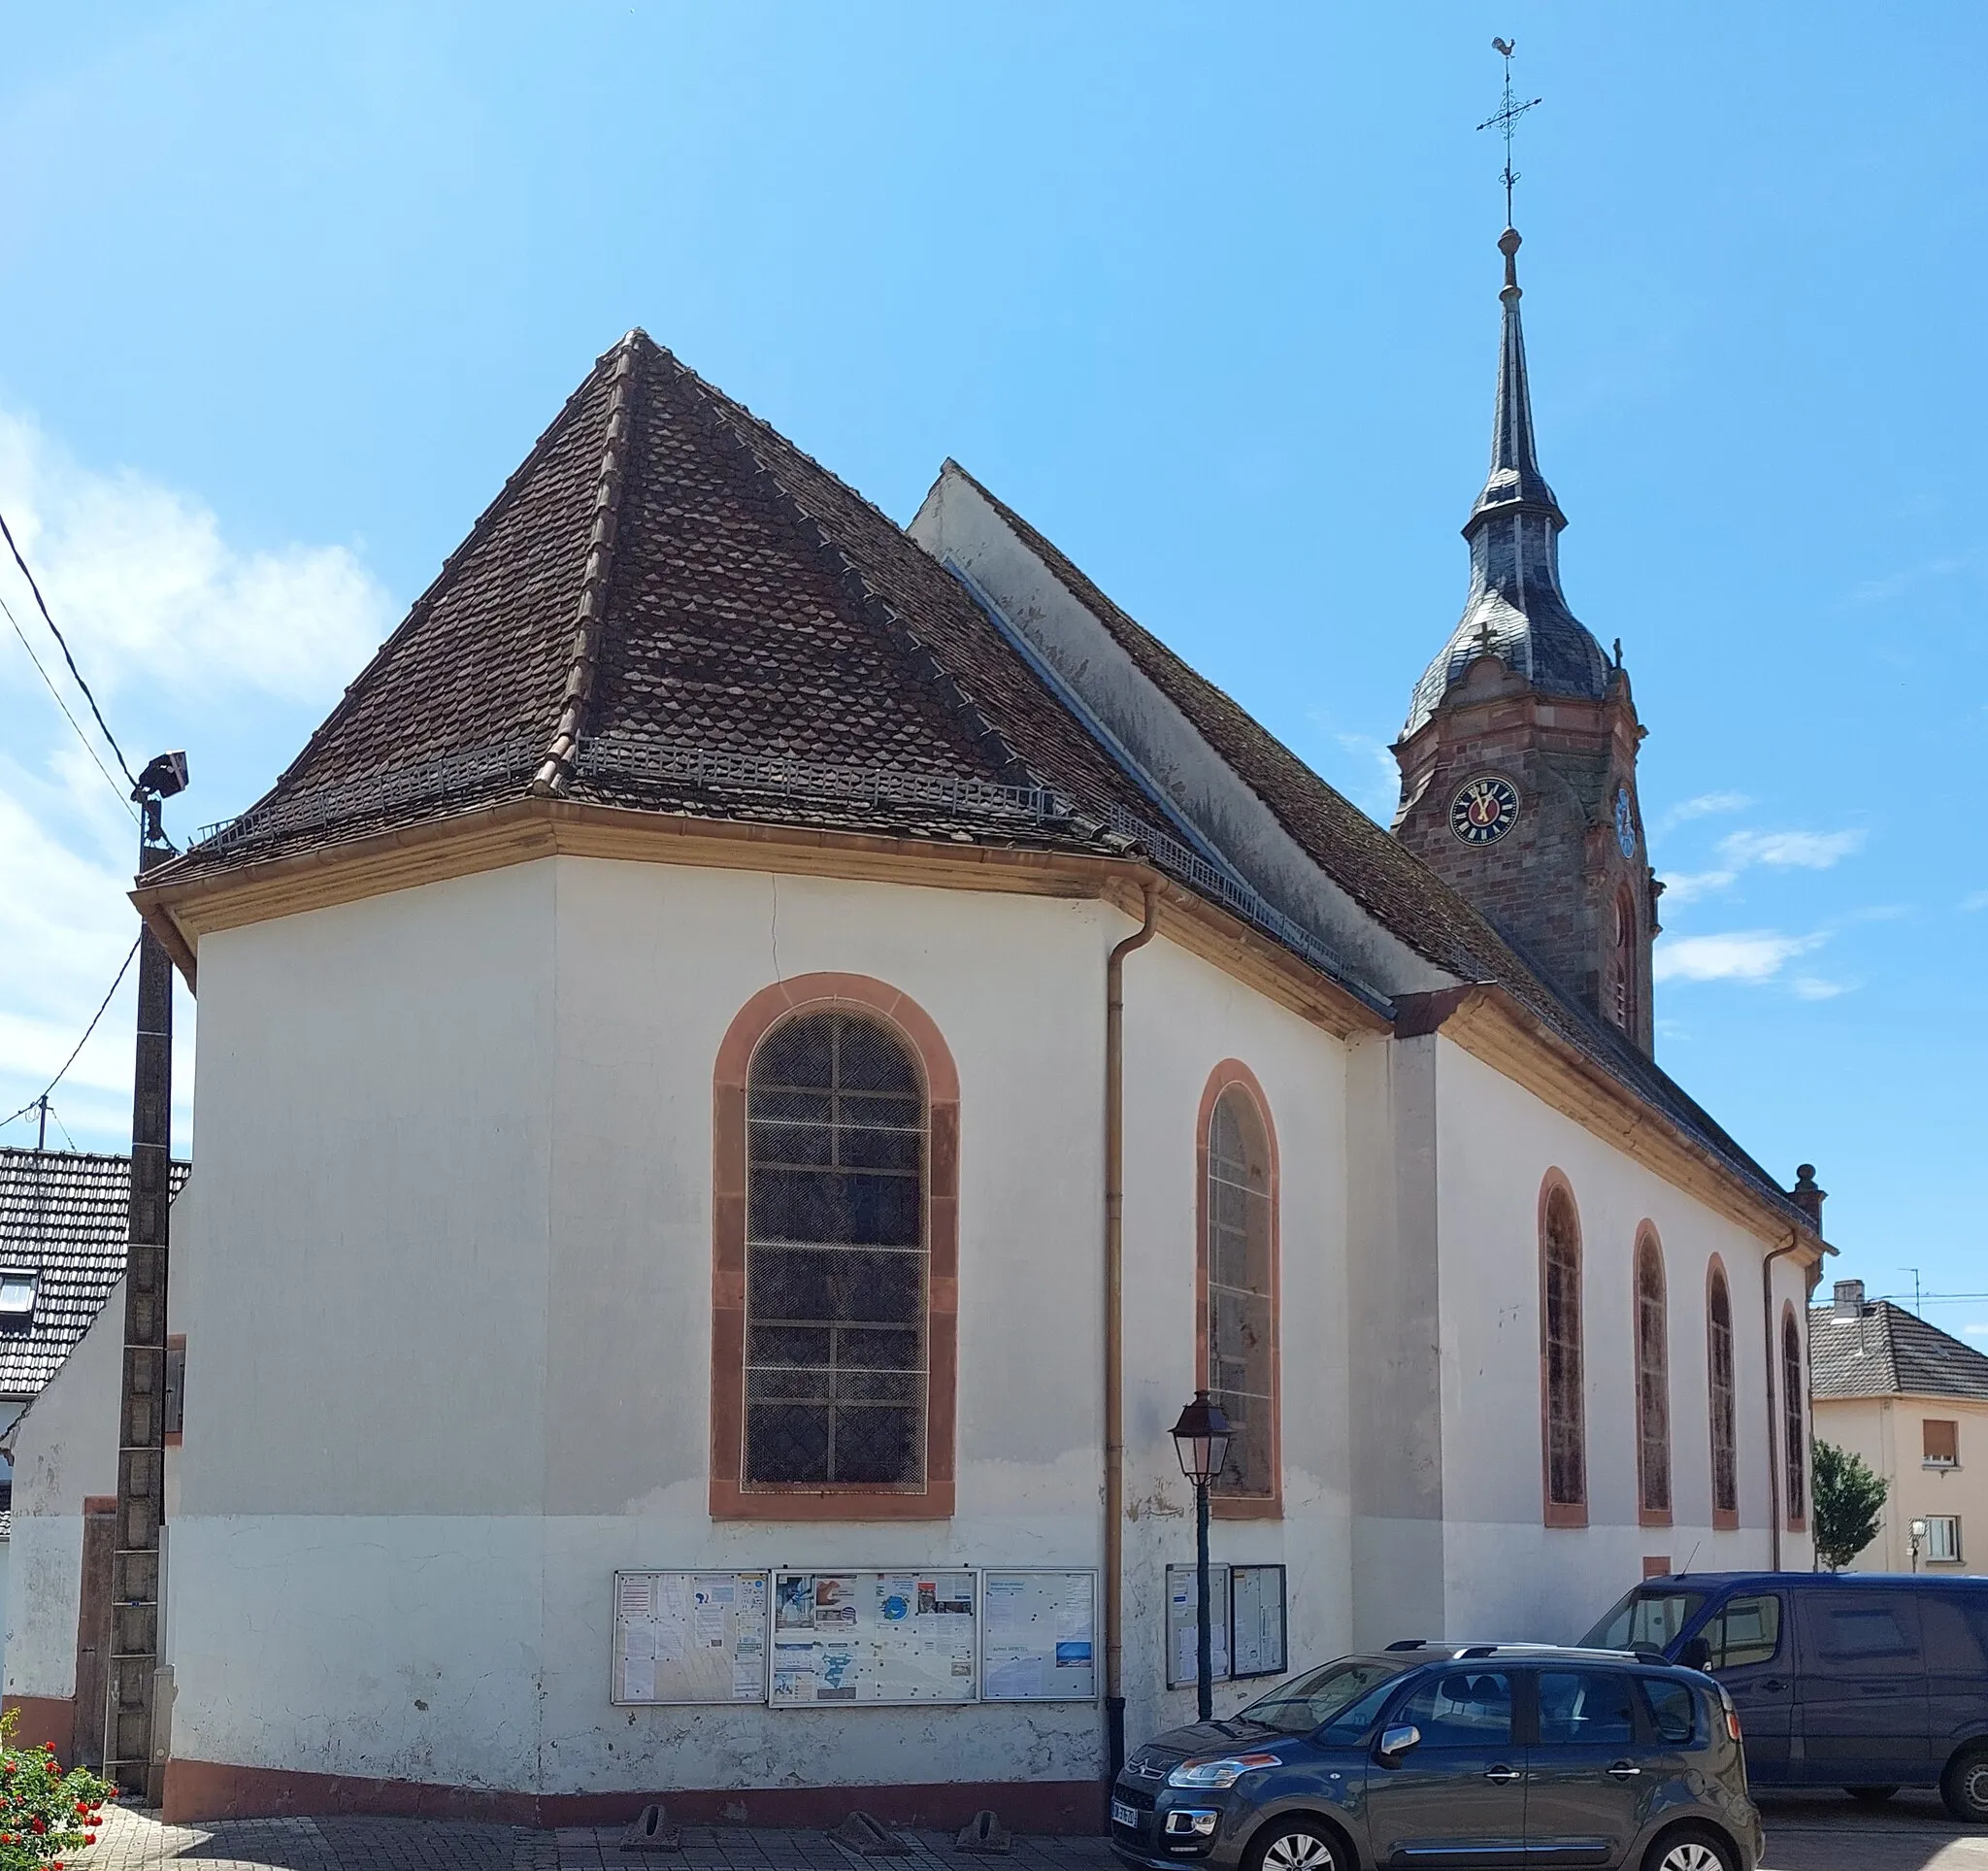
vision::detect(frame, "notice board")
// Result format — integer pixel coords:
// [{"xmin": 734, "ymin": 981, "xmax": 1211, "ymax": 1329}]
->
[
  {"xmin": 770, "ymin": 1570, "xmax": 978, "ymax": 1706},
  {"xmin": 612, "ymin": 1570, "xmax": 770, "ymax": 1706},
  {"xmin": 980, "ymin": 1569, "xmax": 1098, "ymax": 1702},
  {"xmin": 1165, "ymin": 1563, "xmax": 1231, "ymax": 1688},
  {"xmin": 1230, "ymin": 1564, "xmax": 1288, "ymax": 1678}
]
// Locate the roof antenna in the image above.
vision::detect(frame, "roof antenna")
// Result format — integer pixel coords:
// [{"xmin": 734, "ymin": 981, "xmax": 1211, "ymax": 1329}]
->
[
  {"xmin": 1675, "ymin": 1538, "xmax": 1702, "ymax": 1578},
  {"xmin": 1479, "ymin": 38, "xmax": 1542, "ymax": 233}
]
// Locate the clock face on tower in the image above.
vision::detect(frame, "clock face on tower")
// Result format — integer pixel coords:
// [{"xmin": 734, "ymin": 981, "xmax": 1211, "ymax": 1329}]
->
[
  {"xmin": 1615, "ymin": 785, "xmax": 1637, "ymax": 857},
  {"xmin": 1449, "ymin": 774, "xmax": 1520, "ymax": 845}
]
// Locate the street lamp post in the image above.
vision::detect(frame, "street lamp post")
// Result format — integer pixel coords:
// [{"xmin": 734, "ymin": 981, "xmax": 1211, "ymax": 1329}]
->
[
  {"xmin": 1909, "ymin": 1519, "xmax": 1927, "ymax": 1573},
  {"xmin": 1170, "ymin": 1389, "xmax": 1234, "ymax": 1723}
]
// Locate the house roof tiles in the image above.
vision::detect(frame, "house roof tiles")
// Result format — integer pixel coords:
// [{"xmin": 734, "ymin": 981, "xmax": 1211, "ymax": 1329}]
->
[
  {"xmin": 1809, "ymin": 1298, "xmax": 1988, "ymax": 1403},
  {"xmin": 0, "ymin": 1148, "xmax": 190, "ymax": 1397}
]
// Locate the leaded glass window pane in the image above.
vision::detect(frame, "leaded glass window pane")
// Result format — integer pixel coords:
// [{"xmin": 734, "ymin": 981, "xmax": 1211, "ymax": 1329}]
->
[
  {"xmin": 1544, "ymin": 1191, "xmax": 1585, "ymax": 1509},
  {"xmin": 745, "ymin": 1011, "xmax": 926, "ymax": 1487},
  {"xmin": 1709, "ymin": 1274, "xmax": 1738, "ymax": 1514},
  {"xmin": 1637, "ymin": 1241, "xmax": 1671, "ymax": 1514},
  {"xmin": 1208, "ymin": 1088, "xmax": 1274, "ymax": 1498}
]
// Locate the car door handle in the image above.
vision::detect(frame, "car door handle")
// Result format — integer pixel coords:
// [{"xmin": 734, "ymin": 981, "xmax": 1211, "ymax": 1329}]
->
[
  {"xmin": 1484, "ymin": 1767, "xmax": 1522, "ymax": 1784},
  {"xmin": 1761, "ymin": 1680, "xmax": 1786, "ymax": 1692},
  {"xmin": 1607, "ymin": 1763, "xmax": 1641, "ymax": 1780}
]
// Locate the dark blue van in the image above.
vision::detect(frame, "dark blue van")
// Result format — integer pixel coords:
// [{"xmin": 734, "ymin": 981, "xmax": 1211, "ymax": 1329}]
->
[{"xmin": 1583, "ymin": 1572, "xmax": 1988, "ymax": 1820}]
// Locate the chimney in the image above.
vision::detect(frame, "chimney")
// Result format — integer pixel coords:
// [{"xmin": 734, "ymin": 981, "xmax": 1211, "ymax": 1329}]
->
[
  {"xmin": 1791, "ymin": 1163, "xmax": 1826, "ymax": 1231},
  {"xmin": 1832, "ymin": 1278, "xmax": 1865, "ymax": 1324}
]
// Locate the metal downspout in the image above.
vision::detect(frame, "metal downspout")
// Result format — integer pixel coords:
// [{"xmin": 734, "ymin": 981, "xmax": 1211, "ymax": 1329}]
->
[
  {"xmin": 1105, "ymin": 882, "xmax": 1159, "ymax": 1782},
  {"xmin": 1763, "ymin": 1231, "xmax": 1802, "ymax": 1570}
]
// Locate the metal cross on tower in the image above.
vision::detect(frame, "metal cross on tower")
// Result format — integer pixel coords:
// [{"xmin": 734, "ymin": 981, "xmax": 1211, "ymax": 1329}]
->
[{"xmin": 1478, "ymin": 37, "xmax": 1541, "ymax": 227}]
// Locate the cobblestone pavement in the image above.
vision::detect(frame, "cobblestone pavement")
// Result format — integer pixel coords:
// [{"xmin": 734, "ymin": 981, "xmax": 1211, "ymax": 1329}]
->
[{"xmin": 69, "ymin": 1791, "xmax": 1988, "ymax": 1871}]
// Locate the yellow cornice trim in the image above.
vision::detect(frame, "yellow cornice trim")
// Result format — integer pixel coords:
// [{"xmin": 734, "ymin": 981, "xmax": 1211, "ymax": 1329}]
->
[{"xmin": 131, "ymin": 797, "xmax": 1387, "ymax": 1040}]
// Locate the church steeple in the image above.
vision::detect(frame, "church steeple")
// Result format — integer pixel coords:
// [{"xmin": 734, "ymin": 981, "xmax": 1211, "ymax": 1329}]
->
[
  {"xmin": 1391, "ymin": 196, "xmax": 1659, "ymax": 1054},
  {"xmin": 1405, "ymin": 226, "xmax": 1609, "ymax": 739}
]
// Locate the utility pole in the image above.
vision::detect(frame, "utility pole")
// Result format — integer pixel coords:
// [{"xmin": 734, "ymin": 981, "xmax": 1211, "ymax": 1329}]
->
[
  {"xmin": 35, "ymin": 1094, "xmax": 47, "ymax": 1152},
  {"xmin": 107, "ymin": 751, "xmax": 186, "ymax": 1802}
]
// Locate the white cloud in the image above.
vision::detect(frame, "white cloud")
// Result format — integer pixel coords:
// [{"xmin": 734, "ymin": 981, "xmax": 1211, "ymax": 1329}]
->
[
  {"xmin": 1964, "ymin": 890, "xmax": 1988, "ymax": 913},
  {"xmin": 1718, "ymin": 828, "xmax": 1866, "ymax": 871},
  {"xmin": 0, "ymin": 410, "xmax": 392, "ymax": 704},
  {"xmin": 1966, "ymin": 1323, "xmax": 1988, "ymax": 1339},
  {"xmin": 1662, "ymin": 791, "xmax": 1751, "ymax": 830},
  {"xmin": 1653, "ymin": 930, "xmax": 1823, "ymax": 986},
  {"xmin": 1657, "ymin": 868, "xmax": 1738, "ymax": 905},
  {"xmin": 1790, "ymin": 975, "xmax": 1850, "ymax": 1002}
]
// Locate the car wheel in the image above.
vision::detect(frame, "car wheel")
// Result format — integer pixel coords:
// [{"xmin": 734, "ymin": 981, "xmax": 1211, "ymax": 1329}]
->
[
  {"xmin": 1942, "ymin": 1744, "xmax": 1988, "ymax": 1823},
  {"xmin": 1642, "ymin": 1825, "xmax": 1738, "ymax": 1871},
  {"xmin": 1246, "ymin": 1819, "xmax": 1342, "ymax": 1871},
  {"xmin": 1844, "ymin": 1785, "xmax": 1900, "ymax": 1804}
]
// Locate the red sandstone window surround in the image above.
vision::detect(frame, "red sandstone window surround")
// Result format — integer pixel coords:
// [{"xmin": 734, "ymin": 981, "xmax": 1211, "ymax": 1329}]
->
[
  {"xmin": 1540, "ymin": 1174, "xmax": 1587, "ymax": 1527},
  {"xmin": 1781, "ymin": 1304, "xmax": 1806, "ymax": 1529},
  {"xmin": 1707, "ymin": 1259, "xmax": 1739, "ymax": 1530},
  {"xmin": 1634, "ymin": 1229, "xmax": 1672, "ymax": 1526},
  {"xmin": 1195, "ymin": 1062, "xmax": 1280, "ymax": 1518},
  {"xmin": 710, "ymin": 974, "xmax": 958, "ymax": 1521}
]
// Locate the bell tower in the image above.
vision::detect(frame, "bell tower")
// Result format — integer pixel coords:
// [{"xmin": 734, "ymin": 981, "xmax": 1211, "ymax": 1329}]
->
[{"xmin": 1390, "ymin": 217, "xmax": 1661, "ymax": 1052}]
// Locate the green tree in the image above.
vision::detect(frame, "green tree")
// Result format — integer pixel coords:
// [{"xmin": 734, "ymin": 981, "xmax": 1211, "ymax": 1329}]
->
[{"xmin": 1811, "ymin": 1439, "xmax": 1889, "ymax": 1571}]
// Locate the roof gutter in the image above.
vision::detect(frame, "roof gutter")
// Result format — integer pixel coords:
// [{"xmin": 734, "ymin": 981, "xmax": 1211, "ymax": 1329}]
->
[{"xmin": 1103, "ymin": 882, "xmax": 1158, "ymax": 1782}]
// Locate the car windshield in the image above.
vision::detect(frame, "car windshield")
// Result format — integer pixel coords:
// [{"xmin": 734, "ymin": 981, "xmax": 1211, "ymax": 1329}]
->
[
  {"xmin": 1581, "ymin": 1588, "xmax": 1707, "ymax": 1653},
  {"xmin": 1237, "ymin": 1659, "xmax": 1408, "ymax": 1737}
]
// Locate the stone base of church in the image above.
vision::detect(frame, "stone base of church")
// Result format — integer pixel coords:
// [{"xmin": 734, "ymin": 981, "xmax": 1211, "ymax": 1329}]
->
[{"xmin": 161, "ymin": 1759, "xmax": 1108, "ymax": 1833}]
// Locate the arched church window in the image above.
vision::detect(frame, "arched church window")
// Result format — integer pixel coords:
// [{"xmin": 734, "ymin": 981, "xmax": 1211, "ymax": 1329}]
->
[
  {"xmin": 1612, "ymin": 888, "xmax": 1638, "ymax": 1033},
  {"xmin": 1707, "ymin": 1263, "xmax": 1739, "ymax": 1527},
  {"xmin": 1635, "ymin": 1230, "xmax": 1671, "ymax": 1523},
  {"xmin": 743, "ymin": 1009, "xmax": 928, "ymax": 1488},
  {"xmin": 1200, "ymin": 1069, "xmax": 1278, "ymax": 1506},
  {"xmin": 1782, "ymin": 1305, "xmax": 1806, "ymax": 1527},
  {"xmin": 1540, "ymin": 1178, "xmax": 1586, "ymax": 1525}
]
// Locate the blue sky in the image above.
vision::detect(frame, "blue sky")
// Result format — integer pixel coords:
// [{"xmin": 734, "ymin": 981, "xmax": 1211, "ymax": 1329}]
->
[{"xmin": 1, "ymin": 4, "xmax": 1982, "ymax": 1331}]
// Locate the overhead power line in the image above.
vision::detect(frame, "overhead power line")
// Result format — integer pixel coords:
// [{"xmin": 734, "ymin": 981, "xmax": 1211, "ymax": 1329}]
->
[
  {"xmin": 0, "ymin": 934, "xmax": 142, "ymax": 1134},
  {"xmin": 1, "ymin": 589, "xmax": 140, "ymax": 823},
  {"xmin": 0, "ymin": 503, "xmax": 141, "ymax": 795}
]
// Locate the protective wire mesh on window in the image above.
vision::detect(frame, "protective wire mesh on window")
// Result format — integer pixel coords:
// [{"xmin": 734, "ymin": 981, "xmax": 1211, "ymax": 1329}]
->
[
  {"xmin": 1782, "ymin": 1312, "xmax": 1806, "ymax": 1520},
  {"xmin": 744, "ymin": 1011, "xmax": 927, "ymax": 1487},
  {"xmin": 1636, "ymin": 1239, "xmax": 1671, "ymax": 1515},
  {"xmin": 1207, "ymin": 1087, "xmax": 1274, "ymax": 1497},
  {"xmin": 1544, "ymin": 1191, "xmax": 1585, "ymax": 1508},
  {"xmin": 1708, "ymin": 1273, "xmax": 1738, "ymax": 1515}
]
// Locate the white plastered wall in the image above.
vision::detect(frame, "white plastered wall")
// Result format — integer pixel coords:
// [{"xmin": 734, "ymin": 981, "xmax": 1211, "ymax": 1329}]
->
[
  {"xmin": 1431, "ymin": 1039, "xmax": 1814, "ymax": 1641},
  {"xmin": 3, "ymin": 1281, "xmax": 124, "ymax": 1703},
  {"xmin": 164, "ymin": 855, "xmax": 1363, "ymax": 1797}
]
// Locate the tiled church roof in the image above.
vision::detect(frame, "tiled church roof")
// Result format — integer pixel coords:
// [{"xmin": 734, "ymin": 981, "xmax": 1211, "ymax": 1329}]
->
[
  {"xmin": 1809, "ymin": 1298, "xmax": 1988, "ymax": 1402},
  {"xmin": 0, "ymin": 1149, "xmax": 190, "ymax": 1396},
  {"xmin": 152, "ymin": 331, "xmax": 1812, "ymax": 1234}
]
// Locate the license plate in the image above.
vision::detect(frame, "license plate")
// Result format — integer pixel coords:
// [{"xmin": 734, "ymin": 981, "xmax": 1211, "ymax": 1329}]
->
[{"xmin": 1110, "ymin": 1800, "xmax": 1139, "ymax": 1828}]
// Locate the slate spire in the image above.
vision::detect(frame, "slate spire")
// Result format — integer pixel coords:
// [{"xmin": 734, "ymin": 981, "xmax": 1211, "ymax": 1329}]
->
[{"xmin": 1402, "ymin": 225, "xmax": 1609, "ymax": 738}]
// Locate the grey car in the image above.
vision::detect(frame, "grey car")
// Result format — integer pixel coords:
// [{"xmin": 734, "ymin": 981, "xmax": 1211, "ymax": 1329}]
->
[{"xmin": 1110, "ymin": 1643, "xmax": 1762, "ymax": 1871}]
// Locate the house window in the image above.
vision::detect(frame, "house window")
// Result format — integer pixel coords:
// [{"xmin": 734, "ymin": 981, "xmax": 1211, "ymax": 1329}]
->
[
  {"xmin": 1635, "ymin": 1231, "xmax": 1671, "ymax": 1522},
  {"xmin": 1781, "ymin": 1306, "xmax": 1806, "ymax": 1526},
  {"xmin": 710, "ymin": 975, "xmax": 959, "ymax": 1520},
  {"xmin": 1201, "ymin": 1075, "xmax": 1276, "ymax": 1504},
  {"xmin": 1541, "ymin": 1179, "xmax": 1586, "ymax": 1524},
  {"xmin": 0, "ymin": 1270, "xmax": 37, "ymax": 1327},
  {"xmin": 1926, "ymin": 1515, "xmax": 1963, "ymax": 1564},
  {"xmin": 1924, "ymin": 1420, "xmax": 1959, "ymax": 1468},
  {"xmin": 1708, "ymin": 1264, "xmax": 1739, "ymax": 1526},
  {"xmin": 744, "ymin": 1009, "xmax": 927, "ymax": 1487}
]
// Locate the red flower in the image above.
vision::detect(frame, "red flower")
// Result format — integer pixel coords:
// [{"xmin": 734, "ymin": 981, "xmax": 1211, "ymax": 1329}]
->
[
  {"xmin": 86, "ymin": 1833, "xmax": 99, "ymax": 1845},
  {"xmin": 31, "ymin": 1817, "xmax": 47, "ymax": 1832}
]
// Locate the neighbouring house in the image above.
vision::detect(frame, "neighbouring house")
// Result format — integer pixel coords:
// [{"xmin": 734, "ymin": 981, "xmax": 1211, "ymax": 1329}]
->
[
  {"xmin": 5, "ymin": 220, "xmax": 1827, "ymax": 1826},
  {"xmin": 1810, "ymin": 1278, "xmax": 1988, "ymax": 1575},
  {"xmin": 0, "ymin": 1148, "xmax": 188, "ymax": 1720}
]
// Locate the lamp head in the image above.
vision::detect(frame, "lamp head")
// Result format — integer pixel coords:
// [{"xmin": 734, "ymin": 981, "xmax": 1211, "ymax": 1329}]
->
[
  {"xmin": 132, "ymin": 751, "xmax": 189, "ymax": 801},
  {"xmin": 1169, "ymin": 1389, "xmax": 1235, "ymax": 1488}
]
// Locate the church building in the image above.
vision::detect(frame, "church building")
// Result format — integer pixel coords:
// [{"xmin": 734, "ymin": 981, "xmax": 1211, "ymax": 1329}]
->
[{"xmin": 3, "ymin": 223, "xmax": 1825, "ymax": 1826}]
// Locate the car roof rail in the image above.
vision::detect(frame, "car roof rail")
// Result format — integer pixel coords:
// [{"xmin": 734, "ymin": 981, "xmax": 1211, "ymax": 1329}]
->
[
  {"xmin": 1632, "ymin": 1649, "xmax": 1672, "ymax": 1666},
  {"xmin": 1455, "ymin": 1644, "xmax": 1501, "ymax": 1658},
  {"xmin": 1384, "ymin": 1639, "xmax": 1430, "ymax": 1652}
]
